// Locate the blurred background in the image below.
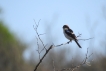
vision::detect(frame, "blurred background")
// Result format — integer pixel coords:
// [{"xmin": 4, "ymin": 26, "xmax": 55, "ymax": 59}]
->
[{"xmin": 0, "ymin": 0, "xmax": 106, "ymax": 71}]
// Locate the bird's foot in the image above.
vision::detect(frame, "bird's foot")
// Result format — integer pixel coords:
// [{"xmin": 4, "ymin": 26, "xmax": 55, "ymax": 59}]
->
[{"xmin": 67, "ymin": 41, "xmax": 71, "ymax": 44}]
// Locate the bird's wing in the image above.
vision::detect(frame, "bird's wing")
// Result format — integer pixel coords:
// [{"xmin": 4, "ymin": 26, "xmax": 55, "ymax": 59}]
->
[{"xmin": 65, "ymin": 29, "xmax": 77, "ymax": 40}]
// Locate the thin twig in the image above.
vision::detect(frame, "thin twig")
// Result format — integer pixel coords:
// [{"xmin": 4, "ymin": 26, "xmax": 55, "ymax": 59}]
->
[
  {"xmin": 54, "ymin": 33, "xmax": 93, "ymax": 47},
  {"xmin": 71, "ymin": 47, "xmax": 93, "ymax": 71},
  {"xmin": 34, "ymin": 20, "xmax": 49, "ymax": 71},
  {"xmin": 78, "ymin": 37, "xmax": 94, "ymax": 41},
  {"xmin": 39, "ymin": 33, "xmax": 46, "ymax": 35},
  {"xmin": 76, "ymin": 33, "xmax": 82, "ymax": 38},
  {"xmin": 71, "ymin": 56, "xmax": 75, "ymax": 68},
  {"xmin": 40, "ymin": 44, "xmax": 48, "ymax": 54},
  {"xmin": 59, "ymin": 47, "xmax": 93, "ymax": 71},
  {"xmin": 52, "ymin": 59, "xmax": 56, "ymax": 71},
  {"xmin": 33, "ymin": 21, "xmax": 93, "ymax": 71},
  {"xmin": 76, "ymin": 33, "xmax": 94, "ymax": 41},
  {"xmin": 37, "ymin": 19, "xmax": 41, "ymax": 27},
  {"xmin": 34, "ymin": 45, "xmax": 53, "ymax": 71},
  {"xmin": 55, "ymin": 41, "xmax": 70, "ymax": 47},
  {"xmin": 33, "ymin": 19, "xmax": 47, "ymax": 50},
  {"xmin": 36, "ymin": 37, "xmax": 40, "ymax": 60}
]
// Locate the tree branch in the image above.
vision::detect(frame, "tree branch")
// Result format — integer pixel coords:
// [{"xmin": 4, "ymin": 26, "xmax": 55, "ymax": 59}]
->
[
  {"xmin": 33, "ymin": 19, "xmax": 47, "ymax": 50},
  {"xmin": 33, "ymin": 20, "xmax": 93, "ymax": 71},
  {"xmin": 55, "ymin": 33, "xmax": 93, "ymax": 47},
  {"xmin": 59, "ymin": 47, "xmax": 93, "ymax": 71},
  {"xmin": 34, "ymin": 45, "xmax": 53, "ymax": 71}
]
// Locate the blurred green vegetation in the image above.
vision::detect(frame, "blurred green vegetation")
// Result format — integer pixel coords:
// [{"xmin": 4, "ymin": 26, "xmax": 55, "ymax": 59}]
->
[{"xmin": 0, "ymin": 21, "xmax": 33, "ymax": 71}]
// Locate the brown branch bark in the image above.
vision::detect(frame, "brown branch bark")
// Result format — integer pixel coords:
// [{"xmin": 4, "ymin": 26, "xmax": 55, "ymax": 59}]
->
[{"xmin": 34, "ymin": 45, "xmax": 53, "ymax": 71}]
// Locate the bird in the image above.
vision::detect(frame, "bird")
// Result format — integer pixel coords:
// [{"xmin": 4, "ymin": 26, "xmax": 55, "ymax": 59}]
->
[{"xmin": 63, "ymin": 25, "xmax": 82, "ymax": 48}]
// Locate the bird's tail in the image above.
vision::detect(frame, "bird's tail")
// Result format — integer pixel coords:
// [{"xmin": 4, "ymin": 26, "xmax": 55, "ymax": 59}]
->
[{"xmin": 74, "ymin": 40, "xmax": 82, "ymax": 48}]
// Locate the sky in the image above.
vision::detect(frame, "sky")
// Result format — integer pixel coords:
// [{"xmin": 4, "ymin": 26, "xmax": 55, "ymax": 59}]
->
[{"xmin": 0, "ymin": 0, "xmax": 106, "ymax": 61}]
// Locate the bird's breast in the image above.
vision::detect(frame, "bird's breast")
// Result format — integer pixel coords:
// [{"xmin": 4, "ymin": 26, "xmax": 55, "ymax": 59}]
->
[{"xmin": 63, "ymin": 31, "xmax": 74, "ymax": 40}]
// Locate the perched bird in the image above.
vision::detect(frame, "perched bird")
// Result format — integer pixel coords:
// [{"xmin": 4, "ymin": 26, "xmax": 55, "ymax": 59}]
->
[{"xmin": 63, "ymin": 25, "xmax": 81, "ymax": 48}]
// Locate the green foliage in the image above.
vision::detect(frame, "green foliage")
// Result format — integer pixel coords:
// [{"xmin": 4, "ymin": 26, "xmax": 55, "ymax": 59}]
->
[{"xmin": 0, "ymin": 21, "xmax": 32, "ymax": 71}]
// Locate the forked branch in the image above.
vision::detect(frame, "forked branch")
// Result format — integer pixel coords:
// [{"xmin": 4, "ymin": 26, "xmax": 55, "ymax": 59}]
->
[
  {"xmin": 59, "ymin": 47, "xmax": 93, "ymax": 71},
  {"xmin": 33, "ymin": 20, "xmax": 93, "ymax": 71},
  {"xmin": 34, "ymin": 45, "xmax": 53, "ymax": 71}
]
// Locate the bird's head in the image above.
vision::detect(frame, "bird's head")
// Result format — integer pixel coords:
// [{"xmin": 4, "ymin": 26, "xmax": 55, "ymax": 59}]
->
[{"xmin": 63, "ymin": 25, "xmax": 69, "ymax": 30}]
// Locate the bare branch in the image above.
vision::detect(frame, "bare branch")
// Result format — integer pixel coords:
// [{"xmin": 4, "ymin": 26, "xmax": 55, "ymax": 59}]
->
[
  {"xmin": 60, "ymin": 68, "xmax": 71, "ymax": 71},
  {"xmin": 55, "ymin": 41, "xmax": 70, "ymax": 47},
  {"xmin": 76, "ymin": 33, "xmax": 94, "ymax": 41},
  {"xmin": 33, "ymin": 19, "xmax": 47, "ymax": 50},
  {"xmin": 34, "ymin": 45, "xmax": 53, "ymax": 71},
  {"xmin": 39, "ymin": 33, "xmax": 46, "ymax": 36},
  {"xmin": 76, "ymin": 33, "xmax": 82, "ymax": 38},
  {"xmin": 34, "ymin": 20, "xmax": 51, "ymax": 71},
  {"xmin": 33, "ymin": 19, "xmax": 41, "ymax": 28},
  {"xmin": 59, "ymin": 47, "xmax": 93, "ymax": 71},
  {"xmin": 54, "ymin": 36, "xmax": 93, "ymax": 47},
  {"xmin": 37, "ymin": 19, "xmax": 41, "ymax": 27},
  {"xmin": 78, "ymin": 37, "xmax": 94, "ymax": 41},
  {"xmin": 52, "ymin": 59, "xmax": 56, "ymax": 71},
  {"xmin": 36, "ymin": 37, "xmax": 40, "ymax": 60},
  {"xmin": 40, "ymin": 44, "xmax": 48, "ymax": 54},
  {"xmin": 33, "ymin": 20, "xmax": 93, "ymax": 71},
  {"xmin": 71, "ymin": 47, "xmax": 93, "ymax": 71}
]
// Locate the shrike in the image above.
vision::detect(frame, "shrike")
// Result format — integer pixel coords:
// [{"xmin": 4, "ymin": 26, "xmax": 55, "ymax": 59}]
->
[{"xmin": 63, "ymin": 25, "xmax": 81, "ymax": 48}]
